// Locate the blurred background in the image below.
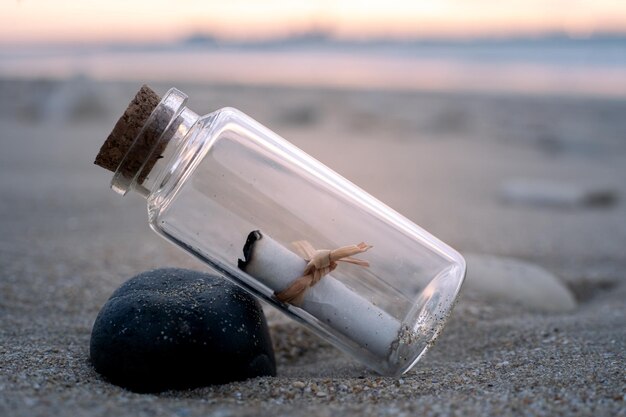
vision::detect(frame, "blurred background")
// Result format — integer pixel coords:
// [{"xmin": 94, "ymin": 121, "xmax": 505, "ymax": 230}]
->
[
  {"xmin": 1, "ymin": 1, "xmax": 626, "ymax": 413},
  {"xmin": 2, "ymin": 0, "xmax": 626, "ymax": 95}
]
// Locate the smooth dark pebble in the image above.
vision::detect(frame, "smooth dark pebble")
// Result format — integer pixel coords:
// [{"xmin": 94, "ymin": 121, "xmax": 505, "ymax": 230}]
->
[{"xmin": 90, "ymin": 268, "xmax": 276, "ymax": 392}]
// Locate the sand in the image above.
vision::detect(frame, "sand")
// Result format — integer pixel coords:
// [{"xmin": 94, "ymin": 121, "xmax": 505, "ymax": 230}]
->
[{"xmin": 0, "ymin": 78, "xmax": 625, "ymax": 416}]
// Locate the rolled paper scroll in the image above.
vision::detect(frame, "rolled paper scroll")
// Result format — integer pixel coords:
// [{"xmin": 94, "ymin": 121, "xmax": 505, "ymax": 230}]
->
[{"xmin": 238, "ymin": 230, "xmax": 401, "ymax": 358}]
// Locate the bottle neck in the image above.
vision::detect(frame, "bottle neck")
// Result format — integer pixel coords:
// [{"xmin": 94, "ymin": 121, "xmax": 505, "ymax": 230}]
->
[{"xmin": 111, "ymin": 88, "xmax": 199, "ymax": 197}]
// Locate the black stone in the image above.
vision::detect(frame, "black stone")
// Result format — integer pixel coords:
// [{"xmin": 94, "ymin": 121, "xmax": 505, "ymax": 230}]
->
[{"xmin": 90, "ymin": 268, "xmax": 276, "ymax": 392}]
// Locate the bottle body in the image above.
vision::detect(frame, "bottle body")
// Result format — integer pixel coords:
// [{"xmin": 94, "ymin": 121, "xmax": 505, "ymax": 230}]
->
[{"xmin": 130, "ymin": 92, "xmax": 465, "ymax": 376}]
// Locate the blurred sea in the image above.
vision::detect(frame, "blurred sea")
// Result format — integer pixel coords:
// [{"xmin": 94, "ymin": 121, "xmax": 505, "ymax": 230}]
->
[{"xmin": 1, "ymin": 36, "xmax": 625, "ymax": 97}]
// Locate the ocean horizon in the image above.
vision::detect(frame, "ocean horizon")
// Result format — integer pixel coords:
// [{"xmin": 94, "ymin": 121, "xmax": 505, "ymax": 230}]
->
[{"xmin": 1, "ymin": 35, "xmax": 625, "ymax": 97}]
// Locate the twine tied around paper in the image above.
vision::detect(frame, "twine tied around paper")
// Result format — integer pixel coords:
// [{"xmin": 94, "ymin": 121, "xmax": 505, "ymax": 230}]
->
[{"xmin": 274, "ymin": 240, "xmax": 372, "ymax": 304}]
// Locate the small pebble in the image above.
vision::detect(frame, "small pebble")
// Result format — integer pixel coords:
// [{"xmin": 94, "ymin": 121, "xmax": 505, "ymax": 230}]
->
[
  {"xmin": 90, "ymin": 268, "xmax": 276, "ymax": 392},
  {"xmin": 292, "ymin": 381, "xmax": 306, "ymax": 389},
  {"xmin": 499, "ymin": 179, "xmax": 617, "ymax": 208},
  {"xmin": 463, "ymin": 254, "xmax": 577, "ymax": 312}
]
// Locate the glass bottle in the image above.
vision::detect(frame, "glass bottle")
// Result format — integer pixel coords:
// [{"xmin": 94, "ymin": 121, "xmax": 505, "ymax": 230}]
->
[{"xmin": 95, "ymin": 86, "xmax": 466, "ymax": 376}]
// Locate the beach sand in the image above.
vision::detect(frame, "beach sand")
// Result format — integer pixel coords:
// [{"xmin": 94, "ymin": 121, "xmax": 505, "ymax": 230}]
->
[{"xmin": 1, "ymin": 78, "xmax": 625, "ymax": 416}]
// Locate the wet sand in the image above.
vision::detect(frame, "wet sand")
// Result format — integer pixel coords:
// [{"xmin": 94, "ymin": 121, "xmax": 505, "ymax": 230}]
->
[{"xmin": 1, "ymin": 78, "xmax": 625, "ymax": 416}]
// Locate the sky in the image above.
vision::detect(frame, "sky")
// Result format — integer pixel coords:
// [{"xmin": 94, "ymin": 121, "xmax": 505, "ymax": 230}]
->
[{"xmin": 1, "ymin": 0, "xmax": 625, "ymax": 45}]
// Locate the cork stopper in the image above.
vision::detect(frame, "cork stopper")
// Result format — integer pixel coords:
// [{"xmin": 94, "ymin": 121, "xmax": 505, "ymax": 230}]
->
[{"xmin": 94, "ymin": 85, "xmax": 165, "ymax": 183}]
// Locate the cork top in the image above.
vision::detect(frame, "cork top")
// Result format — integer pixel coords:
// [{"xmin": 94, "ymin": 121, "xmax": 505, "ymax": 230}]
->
[{"xmin": 94, "ymin": 85, "xmax": 163, "ymax": 183}]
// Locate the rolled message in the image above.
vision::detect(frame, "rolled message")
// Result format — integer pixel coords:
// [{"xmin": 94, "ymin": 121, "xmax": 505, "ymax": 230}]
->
[{"xmin": 238, "ymin": 230, "xmax": 401, "ymax": 358}]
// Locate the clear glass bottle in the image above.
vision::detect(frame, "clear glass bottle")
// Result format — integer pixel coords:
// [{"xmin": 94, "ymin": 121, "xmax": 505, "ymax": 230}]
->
[{"xmin": 96, "ymin": 86, "xmax": 466, "ymax": 376}]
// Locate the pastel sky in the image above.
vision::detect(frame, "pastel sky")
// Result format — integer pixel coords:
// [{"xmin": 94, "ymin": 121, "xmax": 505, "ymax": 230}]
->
[{"xmin": 2, "ymin": 0, "xmax": 625, "ymax": 44}]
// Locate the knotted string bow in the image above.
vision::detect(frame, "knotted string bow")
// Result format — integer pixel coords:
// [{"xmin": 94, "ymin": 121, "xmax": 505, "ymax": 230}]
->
[{"xmin": 274, "ymin": 240, "xmax": 372, "ymax": 304}]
